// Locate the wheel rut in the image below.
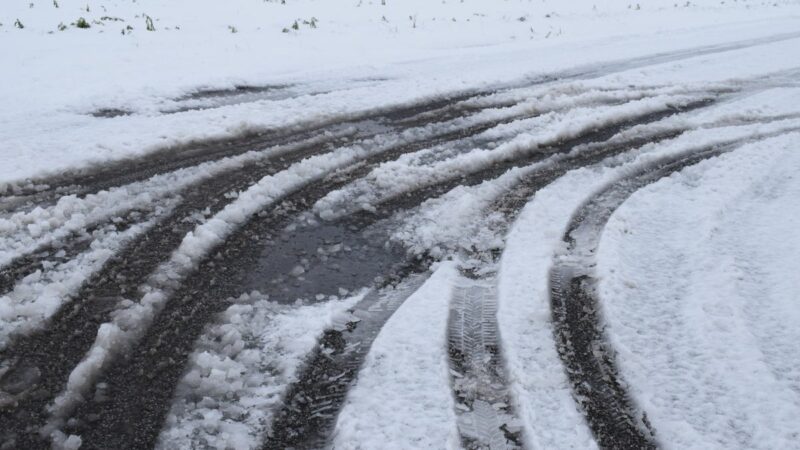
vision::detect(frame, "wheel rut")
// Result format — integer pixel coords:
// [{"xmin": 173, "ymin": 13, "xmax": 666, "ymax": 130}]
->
[
  {"xmin": 33, "ymin": 95, "xmax": 583, "ymax": 449},
  {"xmin": 262, "ymin": 273, "xmax": 430, "ymax": 449},
  {"xmin": 3, "ymin": 61, "xmax": 786, "ymax": 449},
  {"xmin": 6, "ymin": 28, "xmax": 793, "ymax": 210},
  {"xmin": 0, "ymin": 91, "xmax": 488, "ymax": 213},
  {"xmin": 0, "ymin": 138, "xmax": 344, "ymax": 448},
  {"xmin": 547, "ymin": 142, "xmax": 785, "ymax": 448},
  {"xmin": 448, "ymin": 271, "xmax": 522, "ymax": 450},
  {"xmin": 259, "ymin": 101, "xmax": 715, "ymax": 450},
  {"xmin": 0, "ymin": 90, "xmax": 553, "ymax": 448}
]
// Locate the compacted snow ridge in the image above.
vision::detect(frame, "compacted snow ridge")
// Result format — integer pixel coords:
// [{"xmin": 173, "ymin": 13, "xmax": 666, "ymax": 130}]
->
[
  {"xmin": 546, "ymin": 154, "xmax": 729, "ymax": 449},
  {"xmin": 313, "ymin": 93, "xmax": 704, "ymax": 218},
  {"xmin": 42, "ymin": 136, "xmax": 404, "ymax": 437},
  {"xmin": 264, "ymin": 273, "xmax": 432, "ymax": 448},
  {"xmin": 0, "ymin": 213, "xmax": 162, "ymax": 350},
  {"xmin": 0, "ymin": 133, "xmax": 331, "ymax": 269},
  {"xmin": 332, "ymin": 262, "xmax": 460, "ymax": 450},
  {"xmin": 156, "ymin": 291, "xmax": 364, "ymax": 450},
  {"xmin": 498, "ymin": 167, "xmax": 606, "ymax": 450},
  {"xmin": 597, "ymin": 132, "xmax": 800, "ymax": 449},
  {"xmin": 389, "ymin": 166, "xmax": 529, "ymax": 259}
]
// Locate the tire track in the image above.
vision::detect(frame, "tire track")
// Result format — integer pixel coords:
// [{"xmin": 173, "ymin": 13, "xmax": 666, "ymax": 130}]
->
[
  {"xmin": 0, "ymin": 91, "xmax": 559, "ymax": 448},
  {"xmin": 0, "ymin": 92, "xmax": 484, "ymax": 210},
  {"xmin": 0, "ymin": 93, "xmax": 709, "ymax": 449},
  {"xmin": 49, "ymin": 96, "xmax": 696, "ymax": 450},
  {"xmin": 262, "ymin": 274, "xmax": 430, "ymax": 449},
  {"xmin": 0, "ymin": 89, "xmax": 551, "ymax": 341},
  {"xmin": 547, "ymin": 143, "xmax": 777, "ymax": 448},
  {"xmin": 0, "ymin": 88, "xmax": 550, "ymax": 348},
  {"xmin": 439, "ymin": 132, "xmax": 672, "ymax": 450},
  {"xmin": 0, "ymin": 79, "xmax": 749, "ymax": 448},
  {"xmin": 259, "ymin": 101, "xmax": 714, "ymax": 450},
  {"xmin": 439, "ymin": 98, "xmax": 732, "ymax": 450},
  {"xmin": 0, "ymin": 152, "xmax": 307, "ymax": 448},
  {"xmin": 42, "ymin": 95, "xmax": 580, "ymax": 448},
  {"xmin": 63, "ymin": 175, "xmax": 424, "ymax": 450},
  {"xmin": 0, "ymin": 125, "xmax": 409, "ymax": 447},
  {"xmin": 448, "ymin": 274, "xmax": 522, "ymax": 450},
  {"xmin": 373, "ymin": 100, "xmax": 713, "ymax": 220},
  {"xmin": 0, "ymin": 209, "xmax": 146, "ymax": 297},
  {"xmin": 6, "ymin": 29, "xmax": 797, "ymax": 211}
]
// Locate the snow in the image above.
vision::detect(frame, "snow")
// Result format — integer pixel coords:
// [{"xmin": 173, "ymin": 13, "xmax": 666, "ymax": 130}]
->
[
  {"xmin": 3, "ymin": 0, "xmax": 800, "ymax": 447},
  {"xmin": 3, "ymin": 0, "xmax": 800, "ymax": 184},
  {"xmin": 40, "ymin": 78, "xmax": 800, "ymax": 442},
  {"xmin": 596, "ymin": 132, "xmax": 800, "ymax": 449},
  {"xmin": 0, "ymin": 133, "xmax": 323, "ymax": 268},
  {"xmin": 44, "ymin": 136, "xmax": 387, "ymax": 434},
  {"xmin": 332, "ymin": 261, "xmax": 460, "ymax": 450},
  {"xmin": 388, "ymin": 167, "xmax": 523, "ymax": 258},
  {"xmin": 157, "ymin": 291, "xmax": 363, "ymax": 450},
  {"xmin": 0, "ymin": 213, "xmax": 158, "ymax": 349},
  {"xmin": 313, "ymin": 92, "xmax": 705, "ymax": 217},
  {"xmin": 495, "ymin": 87, "xmax": 800, "ymax": 447},
  {"xmin": 497, "ymin": 167, "xmax": 602, "ymax": 449}
]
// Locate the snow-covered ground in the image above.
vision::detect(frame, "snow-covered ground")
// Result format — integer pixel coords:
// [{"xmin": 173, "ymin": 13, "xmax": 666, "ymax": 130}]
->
[
  {"xmin": 3, "ymin": 1, "xmax": 800, "ymax": 449},
  {"xmin": 3, "ymin": 0, "xmax": 800, "ymax": 185},
  {"xmin": 332, "ymin": 263, "xmax": 460, "ymax": 450},
  {"xmin": 597, "ymin": 133, "xmax": 800, "ymax": 449}
]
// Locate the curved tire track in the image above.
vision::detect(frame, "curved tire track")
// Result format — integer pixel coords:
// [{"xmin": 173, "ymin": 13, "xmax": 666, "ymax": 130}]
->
[
  {"xmin": 259, "ymin": 101, "xmax": 714, "ymax": 450},
  {"xmin": 50, "ymin": 96, "xmax": 579, "ymax": 449},
  {"xmin": 0, "ymin": 68, "xmax": 767, "ymax": 449},
  {"xmin": 548, "ymin": 146, "xmax": 759, "ymax": 449},
  {"xmin": 448, "ymin": 273, "xmax": 522, "ymax": 450},
  {"xmin": 5, "ymin": 28, "xmax": 796, "ymax": 211},
  {"xmin": 262, "ymin": 273, "xmax": 429, "ymax": 449},
  {"xmin": 0, "ymin": 89, "xmax": 562, "ymax": 448},
  {"xmin": 440, "ymin": 101, "xmax": 712, "ymax": 450},
  {"xmin": 0, "ymin": 91, "xmax": 487, "ymax": 213}
]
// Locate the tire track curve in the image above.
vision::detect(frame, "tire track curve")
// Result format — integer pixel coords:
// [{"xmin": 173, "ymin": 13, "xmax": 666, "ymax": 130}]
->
[
  {"xmin": 5, "ymin": 28, "xmax": 796, "ymax": 211},
  {"xmin": 0, "ymin": 91, "xmax": 487, "ymax": 213},
  {"xmin": 0, "ymin": 84, "xmax": 727, "ymax": 449},
  {"xmin": 0, "ymin": 93, "xmax": 525, "ymax": 447},
  {"xmin": 259, "ymin": 100, "xmax": 715, "ymax": 450},
  {"xmin": 50, "ymin": 92, "xmax": 589, "ymax": 448},
  {"xmin": 547, "ymin": 142, "xmax": 783, "ymax": 448},
  {"xmin": 0, "ymin": 92, "xmax": 709, "ymax": 449},
  {"xmin": 262, "ymin": 274, "xmax": 430, "ymax": 449}
]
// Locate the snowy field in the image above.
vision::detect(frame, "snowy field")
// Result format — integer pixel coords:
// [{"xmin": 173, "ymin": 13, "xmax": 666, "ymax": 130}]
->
[
  {"xmin": 2, "ymin": 0, "xmax": 800, "ymax": 449},
  {"xmin": 2, "ymin": 0, "xmax": 800, "ymax": 184}
]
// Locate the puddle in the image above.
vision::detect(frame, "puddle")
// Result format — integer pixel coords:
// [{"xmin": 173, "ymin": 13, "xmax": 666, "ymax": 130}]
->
[{"xmin": 90, "ymin": 108, "xmax": 132, "ymax": 118}]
